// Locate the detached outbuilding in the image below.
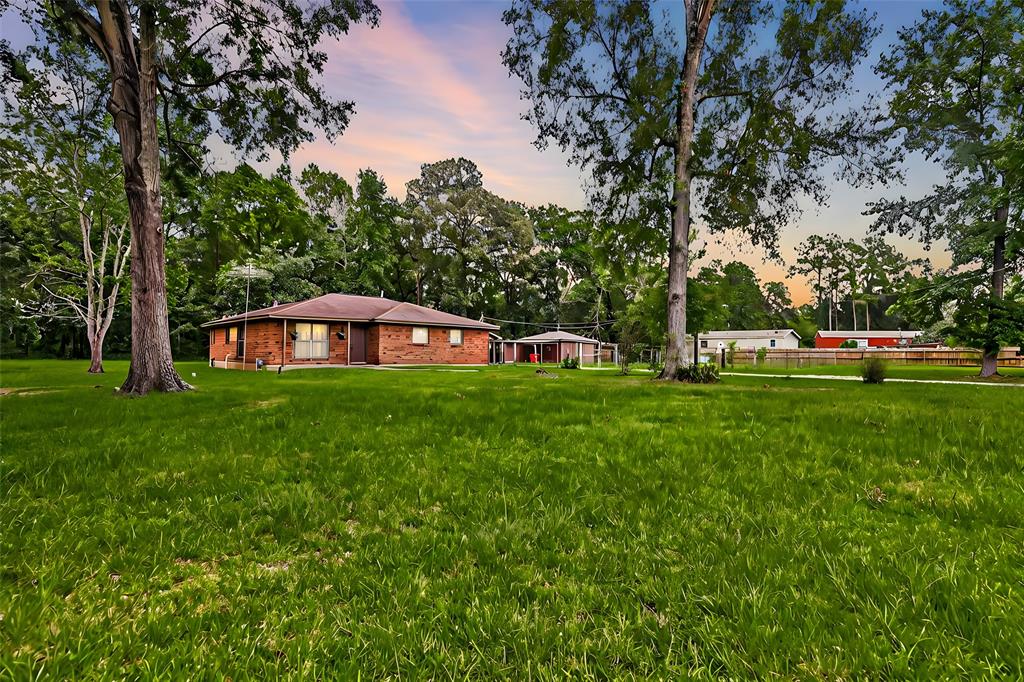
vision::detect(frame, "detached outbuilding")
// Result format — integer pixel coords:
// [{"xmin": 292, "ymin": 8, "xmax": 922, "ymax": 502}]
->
[
  {"xmin": 203, "ymin": 293, "xmax": 498, "ymax": 369},
  {"xmin": 691, "ymin": 329, "xmax": 802, "ymax": 351},
  {"xmin": 496, "ymin": 330, "xmax": 612, "ymax": 365},
  {"xmin": 814, "ymin": 330, "xmax": 922, "ymax": 348}
]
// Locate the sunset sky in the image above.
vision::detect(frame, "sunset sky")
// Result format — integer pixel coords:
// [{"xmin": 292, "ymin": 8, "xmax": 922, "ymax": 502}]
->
[
  {"xmin": 2, "ymin": 0, "xmax": 951, "ymax": 304},
  {"xmin": 283, "ymin": 0, "xmax": 950, "ymax": 305}
]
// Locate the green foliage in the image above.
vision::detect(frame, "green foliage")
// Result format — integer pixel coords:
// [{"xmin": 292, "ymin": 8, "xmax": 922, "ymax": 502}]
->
[
  {"xmin": 790, "ymin": 234, "xmax": 927, "ymax": 332},
  {"xmin": 404, "ymin": 158, "xmax": 534, "ymax": 317},
  {"xmin": 198, "ymin": 165, "xmax": 320, "ymax": 271},
  {"xmin": 23, "ymin": 0, "xmax": 381, "ymax": 161},
  {"xmin": 613, "ymin": 307, "xmax": 648, "ymax": 375},
  {"xmin": 559, "ymin": 355, "xmax": 580, "ymax": 370},
  {"xmin": 503, "ymin": 0, "xmax": 890, "ymax": 255},
  {"xmin": 674, "ymin": 362, "xmax": 721, "ymax": 384},
  {"xmin": 788, "ymin": 304, "xmax": 820, "ymax": 347},
  {"xmin": 867, "ymin": 0, "xmax": 1022, "ymax": 360},
  {"xmin": 755, "ymin": 347, "xmax": 768, "ymax": 364},
  {"xmin": 889, "ymin": 273, "xmax": 1024, "ymax": 356},
  {"xmin": 0, "ymin": 42, "xmax": 131, "ymax": 364},
  {"xmin": 860, "ymin": 356, "xmax": 888, "ymax": 384},
  {"xmin": 840, "ymin": 339, "xmax": 860, "ymax": 349}
]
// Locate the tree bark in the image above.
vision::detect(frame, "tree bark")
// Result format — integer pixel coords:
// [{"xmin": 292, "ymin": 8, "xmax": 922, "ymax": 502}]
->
[
  {"xmin": 660, "ymin": 0, "xmax": 715, "ymax": 380},
  {"xmin": 88, "ymin": 332, "xmax": 105, "ymax": 373},
  {"xmin": 97, "ymin": 3, "xmax": 190, "ymax": 395},
  {"xmin": 980, "ymin": 351, "xmax": 998, "ymax": 378},
  {"xmin": 980, "ymin": 210, "xmax": 1007, "ymax": 377}
]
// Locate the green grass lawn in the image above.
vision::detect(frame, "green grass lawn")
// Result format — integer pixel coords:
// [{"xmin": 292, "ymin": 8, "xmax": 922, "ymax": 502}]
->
[
  {"xmin": 726, "ymin": 362, "xmax": 1024, "ymax": 382},
  {"xmin": 2, "ymin": 360, "xmax": 1023, "ymax": 678}
]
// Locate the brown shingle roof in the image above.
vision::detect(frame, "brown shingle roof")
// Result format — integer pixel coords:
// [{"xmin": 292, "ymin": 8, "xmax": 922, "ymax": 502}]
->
[
  {"xmin": 201, "ymin": 293, "xmax": 498, "ymax": 330},
  {"xmin": 514, "ymin": 330, "xmax": 601, "ymax": 344}
]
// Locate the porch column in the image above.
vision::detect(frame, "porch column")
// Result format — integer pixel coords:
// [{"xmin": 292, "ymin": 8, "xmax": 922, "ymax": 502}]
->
[{"xmin": 281, "ymin": 319, "xmax": 287, "ymax": 368}]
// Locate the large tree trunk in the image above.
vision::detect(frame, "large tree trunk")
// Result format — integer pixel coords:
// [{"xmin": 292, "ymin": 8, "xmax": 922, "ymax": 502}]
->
[
  {"xmin": 661, "ymin": 0, "xmax": 715, "ymax": 379},
  {"xmin": 88, "ymin": 333, "xmax": 104, "ymax": 373},
  {"xmin": 100, "ymin": 4, "xmax": 190, "ymax": 395},
  {"xmin": 980, "ymin": 351, "xmax": 998, "ymax": 378},
  {"xmin": 980, "ymin": 218, "xmax": 1007, "ymax": 378}
]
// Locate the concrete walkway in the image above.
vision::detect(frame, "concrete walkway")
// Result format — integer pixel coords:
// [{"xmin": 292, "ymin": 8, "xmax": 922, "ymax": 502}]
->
[{"xmin": 723, "ymin": 371, "xmax": 1023, "ymax": 388}]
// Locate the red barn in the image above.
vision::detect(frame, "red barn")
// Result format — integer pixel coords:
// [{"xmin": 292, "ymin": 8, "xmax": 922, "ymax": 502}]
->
[
  {"xmin": 814, "ymin": 330, "xmax": 922, "ymax": 348},
  {"xmin": 202, "ymin": 293, "xmax": 498, "ymax": 369}
]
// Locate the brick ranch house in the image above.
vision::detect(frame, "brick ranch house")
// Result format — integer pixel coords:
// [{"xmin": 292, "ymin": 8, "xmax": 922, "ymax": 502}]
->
[{"xmin": 202, "ymin": 293, "xmax": 498, "ymax": 369}]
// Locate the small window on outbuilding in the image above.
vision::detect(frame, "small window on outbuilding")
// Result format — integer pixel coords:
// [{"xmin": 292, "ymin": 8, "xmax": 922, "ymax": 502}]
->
[
  {"xmin": 412, "ymin": 327, "xmax": 429, "ymax": 345},
  {"xmin": 700, "ymin": 340, "xmax": 708, "ymax": 348},
  {"xmin": 770, "ymin": 339, "xmax": 776, "ymax": 348},
  {"xmin": 449, "ymin": 329, "xmax": 463, "ymax": 345}
]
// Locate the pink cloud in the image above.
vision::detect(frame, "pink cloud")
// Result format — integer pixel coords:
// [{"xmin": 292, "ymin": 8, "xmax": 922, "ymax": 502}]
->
[{"xmin": 290, "ymin": 1, "xmax": 584, "ymax": 207}]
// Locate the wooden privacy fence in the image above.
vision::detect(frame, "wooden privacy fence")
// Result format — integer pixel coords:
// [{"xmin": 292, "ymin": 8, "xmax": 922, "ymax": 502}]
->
[{"xmin": 731, "ymin": 347, "xmax": 1024, "ymax": 368}]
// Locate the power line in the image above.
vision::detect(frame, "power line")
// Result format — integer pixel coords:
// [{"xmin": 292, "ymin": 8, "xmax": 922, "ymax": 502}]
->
[{"xmin": 482, "ymin": 316, "xmax": 617, "ymax": 328}]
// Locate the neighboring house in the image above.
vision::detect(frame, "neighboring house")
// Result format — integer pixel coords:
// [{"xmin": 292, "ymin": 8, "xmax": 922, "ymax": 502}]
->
[
  {"xmin": 202, "ymin": 293, "xmax": 498, "ymax": 369},
  {"xmin": 690, "ymin": 329, "xmax": 802, "ymax": 351},
  {"xmin": 814, "ymin": 330, "xmax": 922, "ymax": 348},
  {"xmin": 498, "ymin": 330, "xmax": 612, "ymax": 365}
]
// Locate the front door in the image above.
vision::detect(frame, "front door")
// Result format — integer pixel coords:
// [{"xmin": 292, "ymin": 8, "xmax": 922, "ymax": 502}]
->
[{"xmin": 349, "ymin": 324, "xmax": 367, "ymax": 364}]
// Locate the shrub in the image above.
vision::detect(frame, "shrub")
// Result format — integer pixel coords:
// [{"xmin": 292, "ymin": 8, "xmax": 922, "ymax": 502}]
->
[
  {"xmin": 755, "ymin": 346, "xmax": 768, "ymax": 365},
  {"xmin": 560, "ymin": 356, "xmax": 580, "ymax": 370},
  {"xmin": 860, "ymin": 356, "xmax": 887, "ymax": 384},
  {"xmin": 839, "ymin": 339, "xmax": 860, "ymax": 349},
  {"xmin": 675, "ymin": 362, "xmax": 721, "ymax": 384}
]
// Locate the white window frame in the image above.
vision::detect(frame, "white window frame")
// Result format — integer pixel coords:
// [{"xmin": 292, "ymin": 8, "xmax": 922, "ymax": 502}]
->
[
  {"xmin": 412, "ymin": 326, "xmax": 429, "ymax": 345},
  {"xmin": 294, "ymin": 322, "xmax": 330, "ymax": 359},
  {"xmin": 449, "ymin": 329, "xmax": 463, "ymax": 345}
]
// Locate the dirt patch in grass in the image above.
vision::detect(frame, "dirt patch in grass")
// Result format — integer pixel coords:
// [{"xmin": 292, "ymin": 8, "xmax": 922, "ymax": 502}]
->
[
  {"xmin": 952, "ymin": 374, "xmax": 1024, "ymax": 384},
  {"xmin": 1, "ymin": 388, "xmax": 61, "ymax": 397},
  {"xmin": 247, "ymin": 397, "xmax": 287, "ymax": 409}
]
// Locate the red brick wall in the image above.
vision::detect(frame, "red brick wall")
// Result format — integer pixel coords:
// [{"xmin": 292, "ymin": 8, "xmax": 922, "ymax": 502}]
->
[
  {"xmin": 208, "ymin": 320, "xmax": 348, "ymax": 366},
  {"xmin": 366, "ymin": 324, "xmax": 380, "ymax": 365},
  {"xmin": 208, "ymin": 320, "xmax": 286, "ymax": 365},
  {"xmin": 209, "ymin": 326, "xmax": 234, "ymax": 363},
  {"xmin": 374, "ymin": 324, "xmax": 488, "ymax": 364},
  {"xmin": 283, "ymin": 321, "xmax": 348, "ymax": 365}
]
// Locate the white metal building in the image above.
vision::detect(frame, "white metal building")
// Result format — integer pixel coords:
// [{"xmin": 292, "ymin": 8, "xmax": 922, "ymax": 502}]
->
[{"xmin": 689, "ymin": 329, "xmax": 802, "ymax": 351}]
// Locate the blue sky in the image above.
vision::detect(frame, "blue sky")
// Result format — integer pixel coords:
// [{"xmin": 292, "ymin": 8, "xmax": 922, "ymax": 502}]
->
[
  {"xmin": 296, "ymin": 0, "xmax": 950, "ymax": 302},
  {"xmin": 1, "ymin": 0, "xmax": 950, "ymax": 303}
]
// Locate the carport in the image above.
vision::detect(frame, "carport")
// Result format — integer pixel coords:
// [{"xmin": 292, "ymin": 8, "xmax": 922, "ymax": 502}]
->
[{"xmin": 504, "ymin": 330, "xmax": 613, "ymax": 365}]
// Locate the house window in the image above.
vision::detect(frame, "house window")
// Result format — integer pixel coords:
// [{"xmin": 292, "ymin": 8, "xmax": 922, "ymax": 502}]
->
[
  {"xmin": 449, "ymin": 329, "xmax": 463, "ymax": 345},
  {"xmin": 700, "ymin": 340, "xmax": 708, "ymax": 348},
  {"xmin": 236, "ymin": 326, "xmax": 246, "ymax": 357},
  {"xmin": 225, "ymin": 327, "xmax": 234, "ymax": 343},
  {"xmin": 770, "ymin": 339, "xmax": 776, "ymax": 348},
  {"xmin": 412, "ymin": 327, "xmax": 429, "ymax": 345},
  {"xmin": 294, "ymin": 322, "xmax": 329, "ymax": 359}
]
